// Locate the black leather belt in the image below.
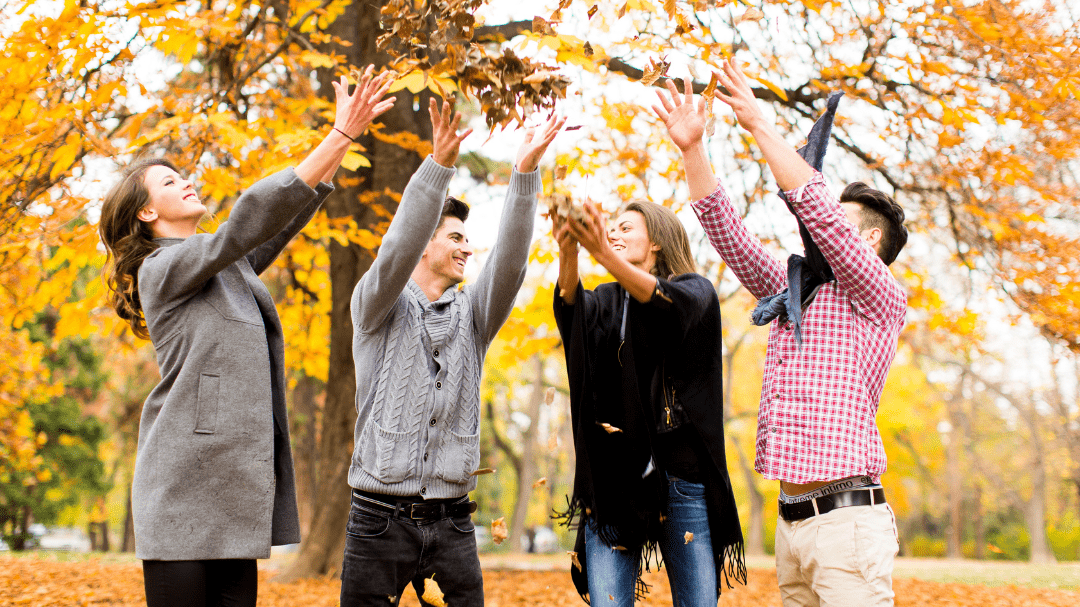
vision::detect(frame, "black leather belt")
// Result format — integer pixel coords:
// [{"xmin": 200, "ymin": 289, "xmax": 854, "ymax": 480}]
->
[
  {"xmin": 352, "ymin": 490, "xmax": 477, "ymax": 521},
  {"xmin": 779, "ymin": 488, "xmax": 886, "ymax": 522}
]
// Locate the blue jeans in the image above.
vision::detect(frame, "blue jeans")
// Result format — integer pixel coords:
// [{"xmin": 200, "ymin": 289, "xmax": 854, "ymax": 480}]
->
[
  {"xmin": 584, "ymin": 477, "xmax": 717, "ymax": 607},
  {"xmin": 340, "ymin": 492, "xmax": 483, "ymax": 607}
]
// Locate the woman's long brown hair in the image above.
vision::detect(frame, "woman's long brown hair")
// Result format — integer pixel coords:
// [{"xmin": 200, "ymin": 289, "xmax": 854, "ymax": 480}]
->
[
  {"xmin": 98, "ymin": 158, "xmax": 178, "ymax": 339},
  {"xmin": 623, "ymin": 200, "xmax": 697, "ymax": 278}
]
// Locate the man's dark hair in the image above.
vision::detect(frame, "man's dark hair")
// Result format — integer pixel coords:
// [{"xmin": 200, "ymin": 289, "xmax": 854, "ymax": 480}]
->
[
  {"xmin": 840, "ymin": 182, "xmax": 907, "ymax": 266},
  {"xmin": 435, "ymin": 196, "xmax": 470, "ymax": 235}
]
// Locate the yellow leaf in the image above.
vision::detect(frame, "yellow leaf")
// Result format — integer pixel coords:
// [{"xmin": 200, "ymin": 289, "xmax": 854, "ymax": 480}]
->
[
  {"xmin": 421, "ymin": 577, "xmax": 448, "ymax": 607},
  {"xmin": 751, "ymin": 74, "xmax": 788, "ymax": 101},
  {"xmin": 684, "ymin": 531, "xmax": 694, "ymax": 544},
  {"xmin": 341, "ymin": 151, "xmax": 371, "ymax": 171},
  {"xmin": 470, "ymin": 467, "xmax": 495, "ymax": 476}
]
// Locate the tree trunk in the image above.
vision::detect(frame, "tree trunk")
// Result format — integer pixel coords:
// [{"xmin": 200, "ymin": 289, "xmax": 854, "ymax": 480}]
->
[
  {"xmin": 507, "ymin": 356, "xmax": 544, "ymax": 553},
  {"xmin": 122, "ymin": 491, "xmax": 136, "ymax": 552},
  {"xmin": 277, "ymin": 0, "xmax": 432, "ymax": 580},
  {"xmin": 290, "ymin": 374, "xmax": 323, "ymax": 536},
  {"xmin": 1023, "ymin": 399, "xmax": 1057, "ymax": 564},
  {"xmin": 945, "ymin": 395, "xmax": 963, "ymax": 559},
  {"xmin": 972, "ymin": 482, "xmax": 984, "ymax": 559}
]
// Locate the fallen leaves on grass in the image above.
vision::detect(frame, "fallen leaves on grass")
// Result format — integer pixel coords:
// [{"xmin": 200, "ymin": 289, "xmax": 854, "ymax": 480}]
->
[{"xmin": 4, "ymin": 555, "xmax": 1080, "ymax": 607}]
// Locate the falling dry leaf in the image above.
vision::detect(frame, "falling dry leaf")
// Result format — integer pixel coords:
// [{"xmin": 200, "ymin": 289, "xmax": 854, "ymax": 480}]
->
[
  {"xmin": 555, "ymin": 165, "xmax": 568, "ymax": 180},
  {"xmin": 568, "ymin": 550, "xmax": 583, "ymax": 571},
  {"xmin": 703, "ymin": 71, "xmax": 719, "ymax": 101},
  {"xmin": 583, "ymin": 40, "xmax": 595, "ymax": 57},
  {"xmin": 564, "ymin": 124, "xmax": 583, "ymax": 131},
  {"xmin": 470, "ymin": 468, "xmax": 495, "ymax": 476},
  {"xmin": 421, "ymin": 577, "xmax": 448, "ymax": 607},
  {"xmin": 639, "ymin": 57, "xmax": 670, "ymax": 86},
  {"xmin": 600, "ymin": 422, "xmax": 623, "ymax": 434},
  {"xmin": 611, "ymin": 545, "xmax": 627, "ymax": 551},
  {"xmin": 618, "ymin": 2, "xmax": 628, "ymax": 18},
  {"xmin": 533, "ymin": 16, "xmax": 552, "ymax": 35},
  {"xmin": 588, "ymin": 5, "xmax": 599, "ymax": 19},
  {"xmin": 492, "ymin": 517, "xmax": 509, "ymax": 545},
  {"xmin": 533, "ymin": 477, "xmax": 548, "ymax": 488},
  {"xmin": 735, "ymin": 7, "xmax": 765, "ymax": 25},
  {"xmin": 684, "ymin": 531, "xmax": 694, "ymax": 544},
  {"xmin": 609, "ymin": 595, "xmax": 615, "ymax": 602},
  {"xmin": 524, "ymin": 70, "xmax": 557, "ymax": 84},
  {"xmin": 544, "ymin": 387, "xmax": 556, "ymax": 405}
]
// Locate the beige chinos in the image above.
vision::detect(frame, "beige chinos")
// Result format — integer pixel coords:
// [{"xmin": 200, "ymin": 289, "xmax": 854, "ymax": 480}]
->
[{"xmin": 775, "ymin": 503, "xmax": 900, "ymax": 606}]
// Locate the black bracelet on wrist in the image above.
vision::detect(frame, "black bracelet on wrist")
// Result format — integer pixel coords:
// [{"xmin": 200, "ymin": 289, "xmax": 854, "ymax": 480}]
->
[{"xmin": 333, "ymin": 127, "xmax": 355, "ymax": 142}]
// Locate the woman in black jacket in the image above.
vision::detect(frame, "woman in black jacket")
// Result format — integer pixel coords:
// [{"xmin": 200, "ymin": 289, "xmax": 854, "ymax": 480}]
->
[{"xmin": 553, "ymin": 199, "xmax": 745, "ymax": 605}]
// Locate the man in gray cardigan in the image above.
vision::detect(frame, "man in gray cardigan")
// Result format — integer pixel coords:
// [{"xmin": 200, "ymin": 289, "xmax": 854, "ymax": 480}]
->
[{"xmin": 341, "ymin": 98, "xmax": 564, "ymax": 606}]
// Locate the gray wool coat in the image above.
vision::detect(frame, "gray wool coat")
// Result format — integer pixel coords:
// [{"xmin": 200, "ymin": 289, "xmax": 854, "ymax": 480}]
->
[{"xmin": 133, "ymin": 168, "xmax": 331, "ymax": 560}]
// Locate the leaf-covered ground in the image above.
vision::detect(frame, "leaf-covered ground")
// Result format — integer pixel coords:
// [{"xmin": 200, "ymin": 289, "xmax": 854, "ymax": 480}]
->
[{"xmin": 2, "ymin": 555, "xmax": 1078, "ymax": 606}]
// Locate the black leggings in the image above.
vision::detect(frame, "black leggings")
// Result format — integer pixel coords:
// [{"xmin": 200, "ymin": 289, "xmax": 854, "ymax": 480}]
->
[{"xmin": 142, "ymin": 559, "xmax": 257, "ymax": 607}]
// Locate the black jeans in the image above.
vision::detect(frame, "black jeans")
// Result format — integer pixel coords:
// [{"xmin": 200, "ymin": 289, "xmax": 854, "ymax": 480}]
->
[
  {"xmin": 340, "ymin": 491, "xmax": 483, "ymax": 607},
  {"xmin": 142, "ymin": 559, "xmax": 257, "ymax": 607}
]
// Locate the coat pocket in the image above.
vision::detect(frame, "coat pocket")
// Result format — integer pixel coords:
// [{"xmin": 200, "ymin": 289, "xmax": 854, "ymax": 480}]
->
[
  {"xmin": 195, "ymin": 373, "xmax": 219, "ymax": 434},
  {"xmin": 360, "ymin": 422, "xmax": 414, "ymax": 484},
  {"xmin": 435, "ymin": 430, "xmax": 480, "ymax": 484}
]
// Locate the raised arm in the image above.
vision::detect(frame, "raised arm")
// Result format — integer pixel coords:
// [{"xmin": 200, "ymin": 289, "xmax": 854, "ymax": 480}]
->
[
  {"xmin": 469, "ymin": 113, "xmax": 565, "ymax": 343},
  {"xmin": 714, "ymin": 59, "xmax": 904, "ymax": 322},
  {"xmin": 653, "ymin": 76, "xmax": 786, "ymax": 298},
  {"xmin": 351, "ymin": 97, "xmax": 470, "ymax": 333}
]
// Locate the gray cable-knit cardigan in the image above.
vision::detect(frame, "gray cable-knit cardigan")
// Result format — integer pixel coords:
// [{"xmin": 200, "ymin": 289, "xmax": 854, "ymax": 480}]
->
[
  {"xmin": 349, "ymin": 156, "xmax": 540, "ymax": 499},
  {"xmin": 133, "ymin": 168, "xmax": 331, "ymax": 560}
]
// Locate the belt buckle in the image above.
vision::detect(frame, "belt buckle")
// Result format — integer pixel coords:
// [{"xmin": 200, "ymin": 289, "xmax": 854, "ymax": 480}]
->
[{"xmin": 409, "ymin": 503, "xmax": 437, "ymax": 520}]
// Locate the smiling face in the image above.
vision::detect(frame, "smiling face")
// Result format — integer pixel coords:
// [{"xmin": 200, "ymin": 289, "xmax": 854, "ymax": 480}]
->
[
  {"xmin": 138, "ymin": 164, "xmax": 206, "ymax": 238},
  {"xmin": 608, "ymin": 210, "xmax": 660, "ymax": 274},
  {"xmin": 422, "ymin": 217, "xmax": 474, "ymax": 286}
]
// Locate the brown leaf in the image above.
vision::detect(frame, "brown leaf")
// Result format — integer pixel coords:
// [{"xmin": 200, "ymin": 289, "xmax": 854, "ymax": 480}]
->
[
  {"xmin": 470, "ymin": 467, "xmax": 495, "ymax": 476},
  {"xmin": 524, "ymin": 70, "xmax": 557, "ymax": 84},
  {"xmin": 684, "ymin": 531, "xmax": 694, "ymax": 544},
  {"xmin": 663, "ymin": 0, "xmax": 677, "ymax": 18},
  {"xmin": 421, "ymin": 577, "xmax": 448, "ymax": 607},
  {"xmin": 639, "ymin": 57, "xmax": 670, "ymax": 87},
  {"xmin": 533, "ymin": 16, "xmax": 552, "ymax": 35},
  {"xmin": 568, "ymin": 550, "xmax": 582, "ymax": 571},
  {"xmin": 703, "ymin": 71, "xmax": 719, "ymax": 101},
  {"xmin": 533, "ymin": 477, "xmax": 548, "ymax": 488},
  {"xmin": 555, "ymin": 164, "xmax": 568, "ymax": 179},
  {"xmin": 611, "ymin": 545, "xmax": 627, "ymax": 551},
  {"xmin": 583, "ymin": 41, "xmax": 594, "ymax": 57},
  {"xmin": 492, "ymin": 517, "xmax": 509, "ymax": 545},
  {"xmin": 588, "ymin": 5, "xmax": 599, "ymax": 19},
  {"xmin": 618, "ymin": 2, "xmax": 628, "ymax": 18},
  {"xmin": 600, "ymin": 422, "xmax": 623, "ymax": 434},
  {"xmin": 735, "ymin": 7, "xmax": 765, "ymax": 25}
]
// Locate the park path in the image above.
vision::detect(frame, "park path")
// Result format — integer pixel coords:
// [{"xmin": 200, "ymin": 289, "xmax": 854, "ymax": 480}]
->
[{"xmin": 2, "ymin": 555, "xmax": 1078, "ymax": 606}]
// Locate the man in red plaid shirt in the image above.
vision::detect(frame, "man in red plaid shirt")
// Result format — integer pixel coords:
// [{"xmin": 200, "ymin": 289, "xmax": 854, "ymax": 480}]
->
[{"xmin": 653, "ymin": 59, "xmax": 908, "ymax": 606}]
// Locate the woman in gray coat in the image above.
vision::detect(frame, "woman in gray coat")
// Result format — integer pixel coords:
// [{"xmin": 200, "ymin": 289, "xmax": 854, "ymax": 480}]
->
[{"xmin": 99, "ymin": 66, "xmax": 394, "ymax": 607}]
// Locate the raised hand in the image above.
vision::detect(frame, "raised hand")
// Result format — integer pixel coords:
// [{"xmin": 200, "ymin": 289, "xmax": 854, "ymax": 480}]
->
[
  {"xmin": 429, "ymin": 97, "xmax": 473, "ymax": 168},
  {"xmin": 565, "ymin": 201, "xmax": 611, "ymax": 260},
  {"xmin": 551, "ymin": 210, "xmax": 578, "ymax": 255},
  {"xmin": 515, "ymin": 112, "xmax": 567, "ymax": 173},
  {"xmin": 713, "ymin": 58, "xmax": 768, "ymax": 135},
  {"xmin": 332, "ymin": 65, "xmax": 395, "ymax": 140},
  {"xmin": 652, "ymin": 76, "xmax": 708, "ymax": 151}
]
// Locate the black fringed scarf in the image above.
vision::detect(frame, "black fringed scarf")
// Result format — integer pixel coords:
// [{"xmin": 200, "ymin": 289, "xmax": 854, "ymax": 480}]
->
[
  {"xmin": 554, "ymin": 277, "xmax": 746, "ymax": 603},
  {"xmin": 750, "ymin": 92, "xmax": 845, "ymax": 344}
]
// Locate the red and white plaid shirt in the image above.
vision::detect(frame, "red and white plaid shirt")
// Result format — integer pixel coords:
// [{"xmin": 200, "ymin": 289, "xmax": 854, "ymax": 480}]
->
[{"xmin": 692, "ymin": 173, "xmax": 907, "ymax": 484}]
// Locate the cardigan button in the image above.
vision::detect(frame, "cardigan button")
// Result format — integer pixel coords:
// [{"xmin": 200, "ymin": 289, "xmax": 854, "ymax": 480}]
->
[
  {"xmin": 420, "ymin": 487, "xmax": 427, "ymax": 495},
  {"xmin": 435, "ymin": 381, "xmax": 442, "ymax": 389},
  {"xmin": 429, "ymin": 418, "xmax": 437, "ymax": 426},
  {"xmin": 433, "ymin": 349, "xmax": 440, "ymax": 357}
]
